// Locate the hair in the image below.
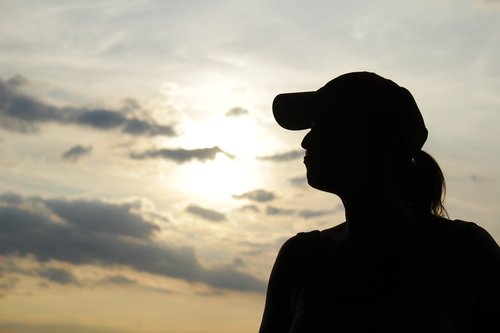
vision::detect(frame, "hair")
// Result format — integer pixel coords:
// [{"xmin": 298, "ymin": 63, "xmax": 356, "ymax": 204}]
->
[{"xmin": 401, "ymin": 150, "xmax": 448, "ymax": 217}]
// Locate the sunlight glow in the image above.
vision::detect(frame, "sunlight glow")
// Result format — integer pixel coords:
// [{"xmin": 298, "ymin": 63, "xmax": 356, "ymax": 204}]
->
[
  {"xmin": 176, "ymin": 152, "xmax": 258, "ymax": 202},
  {"xmin": 164, "ymin": 78, "xmax": 266, "ymax": 201},
  {"xmin": 179, "ymin": 115, "xmax": 263, "ymax": 158}
]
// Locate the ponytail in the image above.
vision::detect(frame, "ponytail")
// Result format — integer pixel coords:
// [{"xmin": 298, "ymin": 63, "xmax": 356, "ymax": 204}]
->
[{"xmin": 407, "ymin": 150, "xmax": 448, "ymax": 217}]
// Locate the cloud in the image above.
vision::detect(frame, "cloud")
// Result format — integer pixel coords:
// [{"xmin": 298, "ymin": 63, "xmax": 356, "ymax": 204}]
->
[
  {"xmin": 0, "ymin": 277, "xmax": 19, "ymax": 290},
  {"xmin": 97, "ymin": 274, "xmax": 173, "ymax": 294},
  {"xmin": 225, "ymin": 107, "xmax": 248, "ymax": 117},
  {"xmin": 0, "ymin": 76, "xmax": 175, "ymax": 136},
  {"xmin": 61, "ymin": 145, "xmax": 92, "ymax": 162},
  {"xmin": 233, "ymin": 189, "xmax": 275, "ymax": 202},
  {"xmin": 99, "ymin": 274, "xmax": 137, "ymax": 285},
  {"xmin": 0, "ymin": 192, "xmax": 23, "ymax": 205},
  {"xmin": 266, "ymin": 205, "xmax": 341, "ymax": 219},
  {"xmin": 0, "ymin": 194, "xmax": 263, "ymax": 292},
  {"xmin": 298, "ymin": 209, "xmax": 336, "ymax": 219},
  {"xmin": 5, "ymin": 74, "xmax": 29, "ymax": 88},
  {"xmin": 196, "ymin": 289, "xmax": 226, "ymax": 297},
  {"xmin": 237, "ymin": 205, "xmax": 260, "ymax": 213},
  {"xmin": 0, "ymin": 260, "xmax": 79, "ymax": 290},
  {"xmin": 44, "ymin": 198, "xmax": 160, "ymax": 239},
  {"xmin": 0, "ymin": 277, "xmax": 19, "ymax": 297},
  {"xmin": 76, "ymin": 110, "xmax": 126, "ymax": 129},
  {"xmin": 130, "ymin": 146, "xmax": 234, "ymax": 163},
  {"xmin": 266, "ymin": 206, "xmax": 295, "ymax": 216},
  {"xmin": 289, "ymin": 176, "xmax": 308, "ymax": 187},
  {"xmin": 186, "ymin": 204, "xmax": 226, "ymax": 222},
  {"xmin": 122, "ymin": 118, "xmax": 174, "ymax": 135},
  {"xmin": 258, "ymin": 150, "xmax": 304, "ymax": 162},
  {"xmin": 36, "ymin": 267, "xmax": 79, "ymax": 285},
  {"xmin": 1, "ymin": 264, "xmax": 172, "ymax": 296}
]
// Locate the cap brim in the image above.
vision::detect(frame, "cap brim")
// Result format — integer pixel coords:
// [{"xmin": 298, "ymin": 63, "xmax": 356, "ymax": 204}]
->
[{"xmin": 272, "ymin": 91, "xmax": 322, "ymax": 130}]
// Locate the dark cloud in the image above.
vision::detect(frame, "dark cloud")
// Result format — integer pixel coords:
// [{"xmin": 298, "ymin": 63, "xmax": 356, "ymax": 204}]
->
[
  {"xmin": 0, "ymin": 192, "xmax": 23, "ymax": 205},
  {"xmin": 0, "ymin": 76, "xmax": 175, "ymax": 136},
  {"xmin": 233, "ymin": 189, "xmax": 275, "ymax": 202},
  {"xmin": 225, "ymin": 107, "xmax": 248, "ymax": 117},
  {"xmin": 0, "ymin": 277, "xmax": 19, "ymax": 297},
  {"xmin": 36, "ymin": 267, "xmax": 79, "ymax": 285},
  {"xmin": 0, "ymin": 258, "xmax": 25, "ymax": 276},
  {"xmin": 298, "ymin": 209, "xmax": 336, "ymax": 219},
  {"xmin": 43, "ymin": 198, "xmax": 159, "ymax": 239},
  {"xmin": 265, "ymin": 205, "xmax": 340, "ymax": 219},
  {"xmin": 0, "ymin": 194, "xmax": 264, "ymax": 292},
  {"xmin": 62, "ymin": 145, "xmax": 92, "ymax": 162},
  {"xmin": 0, "ymin": 81, "xmax": 61, "ymax": 125},
  {"xmin": 6, "ymin": 74, "xmax": 29, "ymax": 88},
  {"xmin": 130, "ymin": 146, "xmax": 234, "ymax": 163},
  {"xmin": 289, "ymin": 175, "xmax": 308, "ymax": 187},
  {"xmin": 233, "ymin": 257, "xmax": 245, "ymax": 267},
  {"xmin": 99, "ymin": 274, "xmax": 172, "ymax": 294},
  {"xmin": 257, "ymin": 150, "xmax": 304, "ymax": 162},
  {"xmin": 196, "ymin": 289, "xmax": 226, "ymax": 297},
  {"xmin": 0, "ymin": 277, "xmax": 19, "ymax": 290},
  {"xmin": 76, "ymin": 110, "xmax": 126, "ymax": 129},
  {"xmin": 122, "ymin": 118, "xmax": 175, "ymax": 136},
  {"xmin": 237, "ymin": 205, "xmax": 260, "ymax": 213},
  {"xmin": 266, "ymin": 206, "xmax": 295, "ymax": 216},
  {"xmin": 0, "ymin": 260, "xmax": 79, "ymax": 291},
  {"xmin": 99, "ymin": 274, "xmax": 137, "ymax": 285},
  {"xmin": 186, "ymin": 205, "xmax": 226, "ymax": 222}
]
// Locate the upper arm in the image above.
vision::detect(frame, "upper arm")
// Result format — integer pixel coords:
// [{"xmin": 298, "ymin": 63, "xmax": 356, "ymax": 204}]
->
[{"xmin": 259, "ymin": 236, "xmax": 302, "ymax": 333}]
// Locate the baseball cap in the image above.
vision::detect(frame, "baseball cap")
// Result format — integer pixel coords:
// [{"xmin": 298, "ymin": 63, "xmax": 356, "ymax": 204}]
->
[{"xmin": 272, "ymin": 72, "xmax": 428, "ymax": 154}]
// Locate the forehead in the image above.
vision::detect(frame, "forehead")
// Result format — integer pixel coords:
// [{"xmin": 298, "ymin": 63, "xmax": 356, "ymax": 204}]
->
[
  {"xmin": 312, "ymin": 94, "xmax": 368, "ymax": 126},
  {"xmin": 316, "ymin": 87, "xmax": 401, "ymax": 129}
]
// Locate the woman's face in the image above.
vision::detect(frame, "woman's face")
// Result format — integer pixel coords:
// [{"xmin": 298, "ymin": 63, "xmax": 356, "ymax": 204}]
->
[{"xmin": 301, "ymin": 111, "xmax": 376, "ymax": 196}]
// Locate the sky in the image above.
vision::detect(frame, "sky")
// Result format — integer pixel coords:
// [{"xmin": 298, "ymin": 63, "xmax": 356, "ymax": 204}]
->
[{"xmin": 1, "ymin": 0, "xmax": 500, "ymax": 332}]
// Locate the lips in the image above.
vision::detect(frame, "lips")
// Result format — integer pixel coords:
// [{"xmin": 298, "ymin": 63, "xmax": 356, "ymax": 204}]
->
[{"xmin": 303, "ymin": 151, "xmax": 310, "ymax": 164}]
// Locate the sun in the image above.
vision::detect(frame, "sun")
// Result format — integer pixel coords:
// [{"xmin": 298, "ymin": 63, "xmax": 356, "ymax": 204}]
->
[
  {"xmin": 159, "ymin": 77, "xmax": 272, "ymax": 202},
  {"xmin": 175, "ymin": 152, "xmax": 257, "ymax": 201},
  {"xmin": 170, "ymin": 113, "xmax": 267, "ymax": 201}
]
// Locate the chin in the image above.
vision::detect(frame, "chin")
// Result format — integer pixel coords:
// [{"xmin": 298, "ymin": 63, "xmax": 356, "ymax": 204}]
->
[{"xmin": 306, "ymin": 172, "xmax": 340, "ymax": 195}]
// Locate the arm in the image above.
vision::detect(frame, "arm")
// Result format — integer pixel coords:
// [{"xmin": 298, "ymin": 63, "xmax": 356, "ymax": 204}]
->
[{"xmin": 259, "ymin": 236, "xmax": 301, "ymax": 333}]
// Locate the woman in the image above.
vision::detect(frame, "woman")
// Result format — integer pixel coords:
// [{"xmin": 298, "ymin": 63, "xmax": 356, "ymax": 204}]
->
[{"xmin": 259, "ymin": 72, "xmax": 500, "ymax": 332}]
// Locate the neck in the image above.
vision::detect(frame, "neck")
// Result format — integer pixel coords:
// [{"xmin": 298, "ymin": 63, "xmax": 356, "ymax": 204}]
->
[{"xmin": 339, "ymin": 178, "xmax": 417, "ymax": 247}]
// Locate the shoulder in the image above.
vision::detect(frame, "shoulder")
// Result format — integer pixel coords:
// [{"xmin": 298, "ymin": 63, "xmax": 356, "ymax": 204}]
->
[
  {"xmin": 266, "ymin": 230, "xmax": 321, "ymax": 292},
  {"xmin": 454, "ymin": 219, "xmax": 500, "ymax": 262},
  {"xmin": 431, "ymin": 218, "xmax": 499, "ymax": 256},
  {"xmin": 451, "ymin": 219, "xmax": 499, "ymax": 250},
  {"xmin": 277, "ymin": 230, "xmax": 321, "ymax": 261},
  {"xmin": 270, "ymin": 231, "xmax": 322, "ymax": 277},
  {"xmin": 445, "ymin": 219, "xmax": 500, "ymax": 293},
  {"xmin": 425, "ymin": 216, "xmax": 497, "ymax": 246},
  {"xmin": 451, "ymin": 221, "xmax": 500, "ymax": 327},
  {"xmin": 261, "ymin": 232, "xmax": 321, "ymax": 333}
]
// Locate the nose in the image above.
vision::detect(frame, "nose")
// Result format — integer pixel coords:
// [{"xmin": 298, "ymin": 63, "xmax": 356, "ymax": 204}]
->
[{"xmin": 301, "ymin": 130, "xmax": 312, "ymax": 150}]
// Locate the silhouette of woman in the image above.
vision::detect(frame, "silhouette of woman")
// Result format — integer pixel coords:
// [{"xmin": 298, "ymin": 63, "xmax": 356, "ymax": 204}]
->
[{"xmin": 259, "ymin": 72, "xmax": 500, "ymax": 332}]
